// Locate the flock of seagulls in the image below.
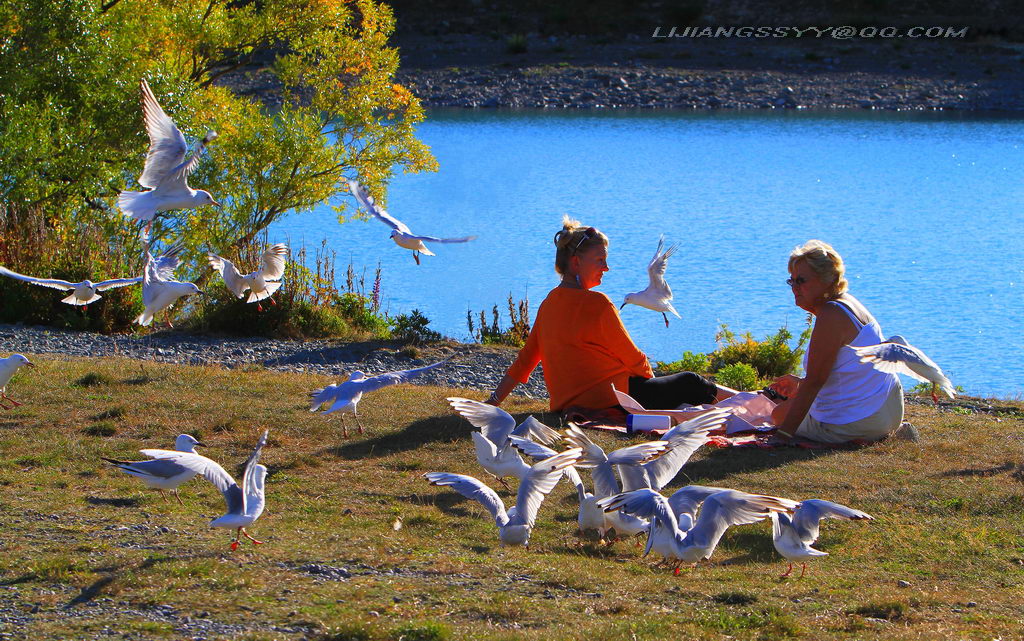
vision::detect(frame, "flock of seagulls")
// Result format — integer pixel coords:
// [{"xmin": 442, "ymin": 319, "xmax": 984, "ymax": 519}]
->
[{"xmin": 424, "ymin": 397, "xmax": 874, "ymax": 576}]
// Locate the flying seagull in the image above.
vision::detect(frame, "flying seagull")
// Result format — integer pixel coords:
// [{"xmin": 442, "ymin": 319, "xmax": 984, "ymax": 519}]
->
[
  {"xmin": 310, "ymin": 361, "xmax": 449, "ymax": 437},
  {"xmin": 142, "ymin": 430, "xmax": 269, "ymax": 550},
  {"xmin": 620, "ymin": 236, "xmax": 681, "ymax": 327},
  {"xmin": 0, "ymin": 266, "xmax": 141, "ymax": 309},
  {"xmin": 136, "ymin": 243, "xmax": 202, "ymax": 327},
  {"xmin": 854, "ymin": 335, "xmax": 954, "ymax": 404},
  {"xmin": 347, "ymin": 178, "xmax": 476, "ymax": 265},
  {"xmin": 0, "ymin": 354, "xmax": 35, "ymax": 409},
  {"xmin": 102, "ymin": 434, "xmax": 205, "ymax": 505},
  {"xmin": 208, "ymin": 243, "xmax": 288, "ymax": 311},
  {"xmin": 118, "ymin": 79, "xmax": 220, "ymax": 230}
]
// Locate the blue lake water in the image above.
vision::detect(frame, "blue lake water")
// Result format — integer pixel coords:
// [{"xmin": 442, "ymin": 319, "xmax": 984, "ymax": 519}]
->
[{"xmin": 270, "ymin": 109, "xmax": 1024, "ymax": 399}]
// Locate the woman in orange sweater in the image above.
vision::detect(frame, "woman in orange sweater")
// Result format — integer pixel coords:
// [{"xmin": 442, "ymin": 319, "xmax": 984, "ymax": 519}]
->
[{"xmin": 486, "ymin": 217, "xmax": 729, "ymax": 415}]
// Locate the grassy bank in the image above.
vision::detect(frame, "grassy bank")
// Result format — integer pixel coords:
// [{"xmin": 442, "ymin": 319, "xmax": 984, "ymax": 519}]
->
[{"xmin": 1, "ymin": 356, "xmax": 1022, "ymax": 640}]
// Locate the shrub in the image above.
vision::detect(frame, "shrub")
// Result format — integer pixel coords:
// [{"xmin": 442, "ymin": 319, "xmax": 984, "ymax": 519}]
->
[
  {"xmin": 391, "ymin": 309, "xmax": 442, "ymax": 344},
  {"xmin": 714, "ymin": 362, "xmax": 760, "ymax": 391},
  {"xmin": 392, "ymin": 621, "xmax": 451, "ymax": 641},
  {"xmin": 708, "ymin": 321, "xmax": 811, "ymax": 380},
  {"xmin": 83, "ymin": 422, "xmax": 118, "ymax": 437},
  {"xmin": 655, "ymin": 350, "xmax": 710, "ymax": 375}
]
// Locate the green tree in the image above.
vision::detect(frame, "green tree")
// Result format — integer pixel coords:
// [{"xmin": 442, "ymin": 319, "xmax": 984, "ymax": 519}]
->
[{"xmin": 0, "ymin": 0, "xmax": 436, "ymax": 329}]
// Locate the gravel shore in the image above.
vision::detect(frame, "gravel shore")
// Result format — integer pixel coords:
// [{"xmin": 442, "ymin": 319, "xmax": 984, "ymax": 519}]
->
[{"xmin": 0, "ymin": 324, "xmax": 547, "ymax": 400}]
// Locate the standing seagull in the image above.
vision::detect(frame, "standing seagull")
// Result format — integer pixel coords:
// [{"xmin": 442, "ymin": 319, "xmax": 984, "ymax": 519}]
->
[
  {"xmin": 771, "ymin": 499, "xmax": 873, "ymax": 578},
  {"xmin": 347, "ymin": 178, "xmax": 476, "ymax": 265},
  {"xmin": 0, "ymin": 354, "xmax": 35, "ymax": 409},
  {"xmin": 854, "ymin": 335, "xmax": 954, "ymax": 404},
  {"xmin": 310, "ymin": 361, "xmax": 449, "ymax": 437},
  {"xmin": 118, "ymin": 79, "xmax": 220, "ymax": 229},
  {"xmin": 208, "ymin": 244, "xmax": 288, "ymax": 312},
  {"xmin": 102, "ymin": 434, "xmax": 206, "ymax": 505},
  {"xmin": 0, "ymin": 267, "xmax": 141, "ymax": 310},
  {"xmin": 620, "ymin": 236, "xmax": 680, "ymax": 327},
  {"xmin": 136, "ymin": 243, "xmax": 202, "ymax": 327},
  {"xmin": 423, "ymin": 447, "xmax": 582, "ymax": 547},
  {"xmin": 142, "ymin": 430, "xmax": 269, "ymax": 550}
]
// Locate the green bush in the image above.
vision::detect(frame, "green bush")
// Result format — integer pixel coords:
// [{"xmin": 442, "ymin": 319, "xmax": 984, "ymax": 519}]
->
[
  {"xmin": 391, "ymin": 621, "xmax": 451, "ymax": 641},
  {"xmin": 391, "ymin": 309, "xmax": 442, "ymax": 344},
  {"xmin": 709, "ymin": 322, "xmax": 811, "ymax": 380},
  {"xmin": 655, "ymin": 350, "xmax": 710, "ymax": 375},
  {"xmin": 714, "ymin": 362, "xmax": 760, "ymax": 391},
  {"xmin": 468, "ymin": 293, "xmax": 530, "ymax": 347}
]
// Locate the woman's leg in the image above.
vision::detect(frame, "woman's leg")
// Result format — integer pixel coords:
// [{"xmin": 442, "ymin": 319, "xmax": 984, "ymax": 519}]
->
[{"xmin": 628, "ymin": 372, "xmax": 718, "ymax": 410}]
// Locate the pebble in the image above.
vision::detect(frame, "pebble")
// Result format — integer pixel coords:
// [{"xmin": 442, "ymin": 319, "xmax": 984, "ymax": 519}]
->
[{"xmin": 898, "ymin": 580, "xmax": 911, "ymax": 587}]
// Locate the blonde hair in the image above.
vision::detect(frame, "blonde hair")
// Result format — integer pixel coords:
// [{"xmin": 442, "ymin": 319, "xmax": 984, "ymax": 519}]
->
[
  {"xmin": 552, "ymin": 215, "xmax": 608, "ymax": 275},
  {"xmin": 789, "ymin": 239, "xmax": 848, "ymax": 298}
]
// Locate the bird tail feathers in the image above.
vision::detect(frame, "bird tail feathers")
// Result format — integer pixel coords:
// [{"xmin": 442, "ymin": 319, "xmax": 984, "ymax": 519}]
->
[
  {"xmin": 246, "ymin": 281, "xmax": 282, "ymax": 303},
  {"xmin": 117, "ymin": 190, "xmax": 155, "ymax": 222},
  {"xmin": 63, "ymin": 293, "xmax": 102, "ymax": 305}
]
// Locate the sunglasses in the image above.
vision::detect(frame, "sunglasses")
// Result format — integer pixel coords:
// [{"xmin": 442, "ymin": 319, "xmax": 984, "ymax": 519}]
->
[
  {"xmin": 572, "ymin": 227, "xmax": 598, "ymax": 253},
  {"xmin": 786, "ymin": 276, "xmax": 808, "ymax": 288}
]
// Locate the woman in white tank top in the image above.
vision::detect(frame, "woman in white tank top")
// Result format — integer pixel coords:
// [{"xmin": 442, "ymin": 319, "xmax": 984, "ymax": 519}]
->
[{"xmin": 769, "ymin": 240, "xmax": 903, "ymax": 444}]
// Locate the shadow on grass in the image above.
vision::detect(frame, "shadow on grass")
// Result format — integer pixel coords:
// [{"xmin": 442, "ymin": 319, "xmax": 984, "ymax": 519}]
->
[
  {"xmin": 325, "ymin": 411, "xmax": 555, "ymax": 461},
  {"xmin": 65, "ymin": 554, "xmax": 180, "ymax": 608},
  {"xmin": 671, "ymin": 446, "xmax": 837, "ymax": 485},
  {"xmin": 85, "ymin": 496, "xmax": 142, "ymax": 508},
  {"xmin": 938, "ymin": 462, "xmax": 1018, "ymax": 478}
]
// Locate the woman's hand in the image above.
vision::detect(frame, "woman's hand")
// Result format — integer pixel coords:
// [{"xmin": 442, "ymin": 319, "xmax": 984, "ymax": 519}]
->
[{"xmin": 771, "ymin": 374, "xmax": 802, "ymax": 398}]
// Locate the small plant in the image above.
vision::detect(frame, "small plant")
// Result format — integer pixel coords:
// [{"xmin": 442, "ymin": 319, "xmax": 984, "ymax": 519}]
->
[
  {"xmin": 506, "ymin": 33, "xmax": 528, "ymax": 54},
  {"xmin": 655, "ymin": 350, "xmax": 710, "ymax": 375},
  {"xmin": 74, "ymin": 372, "xmax": 114, "ymax": 387},
  {"xmin": 850, "ymin": 600, "xmax": 909, "ymax": 620},
  {"xmin": 83, "ymin": 421, "xmax": 118, "ymax": 437},
  {"xmin": 392, "ymin": 621, "xmax": 451, "ymax": 641},
  {"xmin": 709, "ymin": 321, "xmax": 811, "ymax": 380},
  {"xmin": 468, "ymin": 293, "xmax": 530, "ymax": 347},
  {"xmin": 714, "ymin": 362, "xmax": 760, "ymax": 391},
  {"xmin": 391, "ymin": 309, "xmax": 442, "ymax": 344}
]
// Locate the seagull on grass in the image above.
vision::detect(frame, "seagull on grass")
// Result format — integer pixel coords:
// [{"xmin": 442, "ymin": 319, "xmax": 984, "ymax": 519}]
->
[
  {"xmin": 118, "ymin": 79, "xmax": 220, "ymax": 230},
  {"xmin": 423, "ymin": 447, "xmax": 582, "ymax": 547},
  {"xmin": 599, "ymin": 488, "xmax": 796, "ymax": 574},
  {"xmin": 310, "ymin": 361, "xmax": 449, "ymax": 437},
  {"xmin": 447, "ymin": 397, "xmax": 562, "ymax": 489},
  {"xmin": 102, "ymin": 434, "xmax": 205, "ymax": 505},
  {"xmin": 136, "ymin": 243, "xmax": 202, "ymax": 327},
  {"xmin": 347, "ymin": 178, "xmax": 476, "ymax": 265},
  {"xmin": 620, "ymin": 236, "xmax": 681, "ymax": 327},
  {"xmin": 142, "ymin": 430, "xmax": 269, "ymax": 550},
  {"xmin": 0, "ymin": 354, "xmax": 35, "ymax": 409},
  {"xmin": 771, "ymin": 499, "xmax": 873, "ymax": 578},
  {"xmin": 854, "ymin": 335, "xmax": 954, "ymax": 404},
  {"xmin": 0, "ymin": 267, "xmax": 141, "ymax": 310},
  {"xmin": 208, "ymin": 244, "xmax": 288, "ymax": 311}
]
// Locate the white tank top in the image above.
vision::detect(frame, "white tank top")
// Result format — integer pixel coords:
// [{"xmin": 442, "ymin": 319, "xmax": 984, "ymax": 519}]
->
[{"xmin": 803, "ymin": 301, "xmax": 898, "ymax": 424}]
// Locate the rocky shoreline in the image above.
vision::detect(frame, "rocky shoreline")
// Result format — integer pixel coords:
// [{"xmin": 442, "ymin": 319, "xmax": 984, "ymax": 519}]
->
[{"xmin": 0, "ymin": 324, "xmax": 547, "ymax": 401}]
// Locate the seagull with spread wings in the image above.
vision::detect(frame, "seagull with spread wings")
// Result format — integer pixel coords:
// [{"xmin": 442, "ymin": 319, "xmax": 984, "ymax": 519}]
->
[
  {"xmin": 208, "ymin": 244, "xmax": 288, "ymax": 312},
  {"xmin": 310, "ymin": 361, "xmax": 449, "ymax": 437},
  {"xmin": 142, "ymin": 430, "xmax": 269, "ymax": 550},
  {"xmin": 423, "ymin": 447, "xmax": 582, "ymax": 547},
  {"xmin": 118, "ymin": 79, "xmax": 220, "ymax": 230},
  {"xmin": 854, "ymin": 335, "xmax": 954, "ymax": 404},
  {"xmin": 620, "ymin": 236, "xmax": 681, "ymax": 327},
  {"xmin": 347, "ymin": 178, "xmax": 476, "ymax": 265},
  {"xmin": 771, "ymin": 499, "xmax": 873, "ymax": 578},
  {"xmin": 136, "ymin": 243, "xmax": 203, "ymax": 327},
  {"xmin": 0, "ymin": 267, "xmax": 141, "ymax": 310}
]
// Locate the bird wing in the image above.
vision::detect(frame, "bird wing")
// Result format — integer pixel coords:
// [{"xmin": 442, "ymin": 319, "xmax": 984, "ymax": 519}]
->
[
  {"xmin": 356, "ymin": 360, "xmax": 447, "ymax": 395},
  {"xmin": 792, "ymin": 499, "xmax": 873, "ymax": 544},
  {"xmin": 95, "ymin": 277, "xmax": 143, "ymax": 291},
  {"xmin": 643, "ymin": 411, "xmax": 727, "ymax": 491},
  {"xmin": 687, "ymin": 490, "xmax": 797, "ymax": 552},
  {"xmin": 510, "ymin": 415, "xmax": 561, "ymax": 447},
  {"xmin": 137, "ymin": 79, "xmax": 188, "ymax": 189},
  {"xmin": 407, "ymin": 234, "xmax": 478, "ymax": 244},
  {"xmin": 0, "ymin": 266, "xmax": 75, "ymax": 291},
  {"xmin": 139, "ymin": 449, "xmax": 241, "ymax": 514},
  {"xmin": 854, "ymin": 342, "xmax": 954, "ymax": 397},
  {"xmin": 614, "ymin": 442, "xmax": 672, "ymax": 492},
  {"xmin": 208, "ymin": 254, "xmax": 248, "ymax": 297},
  {"xmin": 424, "ymin": 472, "xmax": 508, "ymax": 526},
  {"xmin": 507, "ymin": 435, "xmax": 558, "ymax": 461},
  {"xmin": 564, "ymin": 426, "xmax": 619, "ymax": 498},
  {"xmin": 667, "ymin": 485, "xmax": 732, "ymax": 521},
  {"xmin": 771, "ymin": 511, "xmax": 811, "ymax": 557},
  {"xmin": 161, "ymin": 131, "xmax": 216, "ymax": 189},
  {"xmin": 259, "ymin": 243, "xmax": 288, "ymax": 281},
  {"xmin": 347, "ymin": 178, "xmax": 411, "ymax": 234},
  {"xmin": 308, "ymin": 385, "xmax": 338, "ymax": 411},
  {"xmin": 511, "ymin": 448, "xmax": 581, "ymax": 527},
  {"xmin": 151, "ymin": 244, "xmax": 184, "ymax": 281},
  {"xmin": 240, "ymin": 430, "xmax": 269, "ymax": 505},
  {"xmin": 448, "ymin": 396, "xmax": 517, "ymax": 446},
  {"xmin": 470, "ymin": 430, "xmax": 500, "ymax": 465},
  {"xmin": 646, "ymin": 236, "xmax": 678, "ymax": 290},
  {"xmin": 104, "ymin": 457, "xmax": 190, "ymax": 480},
  {"xmin": 598, "ymin": 488, "xmax": 675, "ymax": 525}
]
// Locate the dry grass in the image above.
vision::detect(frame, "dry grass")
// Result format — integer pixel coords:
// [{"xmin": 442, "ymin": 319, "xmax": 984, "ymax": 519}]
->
[{"xmin": 1, "ymin": 355, "xmax": 1023, "ymax": 640}]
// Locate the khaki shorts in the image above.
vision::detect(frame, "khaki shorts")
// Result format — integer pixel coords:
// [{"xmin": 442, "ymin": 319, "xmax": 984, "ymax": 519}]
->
[{"xmin": 795, "ymin": 383, "xmax": 905, "ymax": 444}]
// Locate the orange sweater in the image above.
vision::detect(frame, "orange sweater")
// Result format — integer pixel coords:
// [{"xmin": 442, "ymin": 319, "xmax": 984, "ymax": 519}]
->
[{"xmin": 506, "ymin": 287, "xmax": 654, "ymax": 411}]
